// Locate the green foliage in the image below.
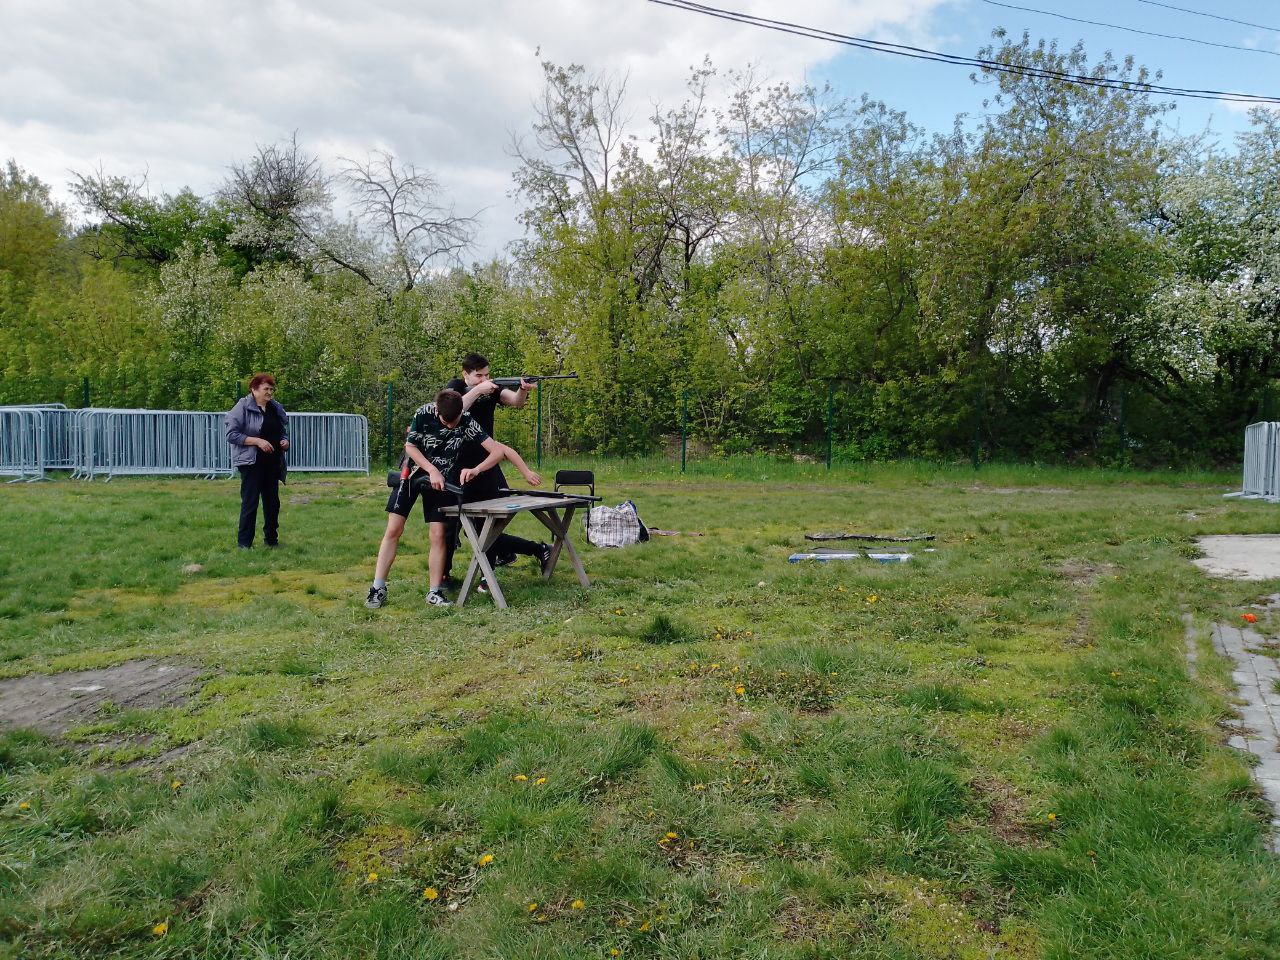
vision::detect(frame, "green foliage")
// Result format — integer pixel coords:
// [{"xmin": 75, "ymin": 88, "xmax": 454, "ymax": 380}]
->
[{"xmin": 3, "ymin": 37, "xmax": 1280, "ymax": 465}]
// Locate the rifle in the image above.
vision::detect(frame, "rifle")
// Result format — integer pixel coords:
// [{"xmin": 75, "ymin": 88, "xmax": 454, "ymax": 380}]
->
[
  {"xmin": 489, "ymin": 373, "xmax": 578, "ymax": 391},
  {"xmin": 386, "ymin": 461, "xmax": 464, "ymax": 502}
]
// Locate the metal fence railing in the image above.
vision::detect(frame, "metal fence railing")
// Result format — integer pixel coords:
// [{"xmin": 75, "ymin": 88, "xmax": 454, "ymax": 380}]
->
[
  {"xmin": 1227, "ymin": 422, "xmax": 1280, "ymax": 500},
  {"xmin": 287, "ymin": 413, "xmax": 369, "ymax": 473},
  {"xmin": 1, "ymin": 406, "xmax": 368, "ymax": 481}
]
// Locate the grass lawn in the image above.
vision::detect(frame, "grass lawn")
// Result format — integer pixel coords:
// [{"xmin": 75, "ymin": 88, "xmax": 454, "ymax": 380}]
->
[{"xmin": 1, "ymin": 459, "xmax": 1278, "ymax": 959}]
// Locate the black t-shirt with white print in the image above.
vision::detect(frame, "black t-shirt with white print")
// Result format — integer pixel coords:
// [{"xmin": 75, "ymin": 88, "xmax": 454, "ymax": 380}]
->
[{"xmin": 405, "ymin": 403, "xmax": 488, "ymax": 480}]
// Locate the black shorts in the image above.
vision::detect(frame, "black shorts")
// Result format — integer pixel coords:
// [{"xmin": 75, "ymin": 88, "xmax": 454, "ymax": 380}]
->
[{"xmin": 386, "ymin": 479, "xmax": 457, "ymax": 523}]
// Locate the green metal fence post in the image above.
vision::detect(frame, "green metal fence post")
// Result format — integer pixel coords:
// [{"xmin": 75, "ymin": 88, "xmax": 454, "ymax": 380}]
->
[
  {"xmin": 972, "ymin": 388, "xmax": 983, "ymax": 471},
  {"xmin": 826, "ymin": 382, "xmax": 834, "ymax": 470},
  {"xmin": 536, "ymin": 383, "xmax": 544, "ymax": 469},
  {"xmin": 385, "ymin": 382, "xmax": 394, "ymax": 466},
  {"xmin": 681, "ymin": 390, "xmax": 688, "ymax": 473}
]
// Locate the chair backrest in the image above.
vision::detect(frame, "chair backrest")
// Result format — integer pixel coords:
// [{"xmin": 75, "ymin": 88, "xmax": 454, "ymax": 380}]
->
[
  {"xmin": 555, "ymin": 469, "xmax": 596, "ymax": 530},
  {"xmin": 555, "ymin": 469, "xmax": 595, "ymax": 492}
]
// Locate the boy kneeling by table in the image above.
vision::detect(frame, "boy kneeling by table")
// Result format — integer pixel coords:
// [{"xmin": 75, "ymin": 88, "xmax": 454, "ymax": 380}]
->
[{"xmin": 366, "ymin": 388, "xmax": 541, "ymax": 609}]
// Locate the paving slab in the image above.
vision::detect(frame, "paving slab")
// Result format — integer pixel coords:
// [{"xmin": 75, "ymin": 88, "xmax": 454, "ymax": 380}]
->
[
  {"xmin": 1207, "ymin": 620, "xmax": 1280, "ymax": 850},
  {"xmin": 1194, "ymin": 535, "xmax": 1280, "ymax": 580},
  {"xmin": 0, "ymin": 660, "xmax": 204, "ymax": 735}
]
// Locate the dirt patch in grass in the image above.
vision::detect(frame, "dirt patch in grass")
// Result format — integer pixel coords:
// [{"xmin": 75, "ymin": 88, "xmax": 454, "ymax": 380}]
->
[
  {"xmin": 0, "ymin": 659, "xmax": 205, "ymax": 735},
  {"xmin": 1057, "ymin": 561, "xmax": 1117, "ymax": 588},
  {"xmin": 970, "ymin": 775, "xmax": 1044, "ymax": 847},
  {"xmin": 967, "ymin": 486, "xmax": 1074, "ymax": 495}
]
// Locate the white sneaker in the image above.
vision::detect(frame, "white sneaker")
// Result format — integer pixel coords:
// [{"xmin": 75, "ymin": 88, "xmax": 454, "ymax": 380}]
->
[{"xmin": 426, "ymin": 589, "xmax": 452, "ymax": 608}]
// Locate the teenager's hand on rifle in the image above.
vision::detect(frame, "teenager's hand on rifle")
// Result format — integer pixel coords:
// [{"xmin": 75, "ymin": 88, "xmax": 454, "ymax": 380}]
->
[
  {"xmin": 427, "ymin": 467, "xmax": 446, "ymax": 491},
  {"xmin": 253, "ymin": 437, "xmax": 274, "ymax": 453},
  {"xmin": 521, "ymin": 466, "xmax": 542, "ymax": 486},
  {"xmin": 474, "ymin": 379, "xmax": 500, "ymax": 396},
  {"xmin": 518, "ymin": 378, "xmax": 536, "ymax": 393}
]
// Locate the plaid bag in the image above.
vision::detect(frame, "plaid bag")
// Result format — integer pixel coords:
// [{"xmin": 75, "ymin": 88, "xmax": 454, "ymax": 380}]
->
[{"xmin": 585, "ymin": 499, "xmax": 650, "ymax": 548}]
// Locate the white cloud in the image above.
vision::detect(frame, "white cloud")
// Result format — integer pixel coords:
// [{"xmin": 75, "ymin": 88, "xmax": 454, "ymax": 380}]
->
[{"xmin": 0, "ymin": 0, "xmax": 951, "ymax": 256}]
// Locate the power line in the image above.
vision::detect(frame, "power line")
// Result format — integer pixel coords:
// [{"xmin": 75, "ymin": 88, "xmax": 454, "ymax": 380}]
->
[
  {"xmin": 647, "ymin": 0, "xmax": 1280, "ymax": 104},
  {"xmin": 983, "ymin": 0, "xmax": 1280, "ymax": 57},
  {"xmin": 1136, "ymin": 0, "xmax": 1280, "ymax": 35}
]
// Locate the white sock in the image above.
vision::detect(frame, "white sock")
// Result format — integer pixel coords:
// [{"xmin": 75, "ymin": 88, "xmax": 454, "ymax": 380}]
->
[{"xmin": 373, "ymin": 578, "xmax": 386, "ymax": 589}]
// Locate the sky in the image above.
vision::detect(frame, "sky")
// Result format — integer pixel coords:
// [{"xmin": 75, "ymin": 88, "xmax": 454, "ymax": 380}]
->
[{"xmin": 2, "ymin": 0, "xmax": 1276, "ymax": 260}]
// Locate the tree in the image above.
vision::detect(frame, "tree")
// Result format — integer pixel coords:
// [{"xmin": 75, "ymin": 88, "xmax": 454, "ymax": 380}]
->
[{"xmin": 338, "ymin": 151, "xmax": 477, "ymax": 293}]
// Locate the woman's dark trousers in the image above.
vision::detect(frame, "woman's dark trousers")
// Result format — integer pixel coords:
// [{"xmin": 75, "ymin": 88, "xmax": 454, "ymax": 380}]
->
[{"xmin": 238, "ymin": 461, "xmax": 280, "ymax": 547}]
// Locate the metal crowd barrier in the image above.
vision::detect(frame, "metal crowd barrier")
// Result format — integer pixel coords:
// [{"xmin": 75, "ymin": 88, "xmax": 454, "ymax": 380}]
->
[
  {"xmin": 0, "ymin": 407, "xmax": 46, "ymax": 481},
  {"xmin": 0, "ymin": 405, "xmax": 369, "ymax": 480},
  {"xmin": 287, "ymin": 413, "xmax": 369, "ymax": 473},
  {"xmin": 1227, "ymin": 422, "xmax": 1280, "ymax": 500}
]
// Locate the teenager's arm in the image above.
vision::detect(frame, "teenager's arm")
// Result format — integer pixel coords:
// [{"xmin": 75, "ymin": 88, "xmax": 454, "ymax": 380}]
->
[
  {"xmin": 459, "ymin": 438, "xmax": 507, "ymax": 484},
  {"xmin": 461, "ymin": 380, "xmax": 500, "ymax": 411},
  {"xmin": 495, "ymin": 442, "xmax": 542, "ymax": 486},
  {"xmin": 405, "ymin": 443, "xmax": 445, "ymax": 489},
  {"xmin": 499, "ymin": 379, "xmax": 535, "ymax": 408}
]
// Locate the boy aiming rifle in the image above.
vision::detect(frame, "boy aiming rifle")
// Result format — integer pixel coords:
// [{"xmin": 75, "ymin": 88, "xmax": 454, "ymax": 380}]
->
[
  {"xmin": 366, "ymin": 388, "xmax": 541, "ymax": 609},
  {"xmin": 441, "ymin": 353, "xmax": 570, "ymax": 588}
]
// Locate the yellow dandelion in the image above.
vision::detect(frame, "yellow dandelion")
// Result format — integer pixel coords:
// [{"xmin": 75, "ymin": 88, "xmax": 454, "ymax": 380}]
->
[
  {"xmin": 423, "ymin": 887, "xmax": 439, "ymax": 901},
  {"xmin": 478, "ymin": 853, "xmax": 494, "ymax": 867},
  {"xmin": 513, "ymin": 774, "xmax": 528, "ymax": 782},
  {"xmin": 1046, "ymin": 813, "xmax": 1057, "ymax": 822},
  {"xmin": 638, "ymin": 920, "xmax": 651, "ymax": 932},
  {"xmin": 837, "ymin": 585, "xmax": 845, "ymax": 592},
  {"xmin": 866, "ymin": 595, "xmax": 878, "ymax": 604},
  {"xmin": 735, "ymin": 685, "xmax": 746, "ymax": 696},
  {"xmin": 170, "ymin": 779, "xmax": 182, "ymax": 791},
  {"xmin": 18, "ymin": 802, "xmax": 30, "ymax": 811},
  {"xmin": 664, "ymin": 831, "xmax": 679, "ymax": 840},
  {"xmin": 611, "ymin": 950, "xmax": 621, "ymax": 957},
  {"xmin": 535, "ymin": 777, "xmax": 547, "ymax": 785},
  {"xmin": 527, "ymin": 902, "xmax": 539, "ymax": 913},
  {"xmin": 571, "ymin": 899, "xmax": 585, "ymax": 910},
  {"xmin": 152, "ymin": 921, "xmax": 168, "ymax": 937},
  {"xmin": 367, "ymin": 872, "xmax": 379, "ymax": 883},
  {"xmin": 745, "ymin": 630, "xmax": 752, "ymax": 636},
  {"xmin": 709, "ymin": 663, "xmax": 720, "ymax": 670},
  {"xmin": 693, "ymin": 783, "xmax": 705, "ymax": 791}
]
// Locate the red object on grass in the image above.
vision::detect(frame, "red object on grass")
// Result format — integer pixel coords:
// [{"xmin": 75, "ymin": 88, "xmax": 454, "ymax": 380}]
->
[{"xmin": 1242, "ymin": 613, "xmax": 1258, "ymax": 623}]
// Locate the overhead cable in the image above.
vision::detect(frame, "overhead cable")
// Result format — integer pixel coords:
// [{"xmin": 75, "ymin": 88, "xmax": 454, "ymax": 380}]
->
[
  {"xmin": 646, "ymin": 0, "xmax": 1280, "ymax": 104},
  {"xmin": 1135, "ymin": 0, "xmax": 1280, "ymax": 35},
  {"xmin": 983, "ymin": 0, "xmax": 1280, "ymax": 57}
]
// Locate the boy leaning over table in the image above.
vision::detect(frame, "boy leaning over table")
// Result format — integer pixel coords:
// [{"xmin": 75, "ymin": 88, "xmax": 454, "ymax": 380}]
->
[{"xmin": 365, "ymin": 388, "xmax": 541, "ymax": 609}]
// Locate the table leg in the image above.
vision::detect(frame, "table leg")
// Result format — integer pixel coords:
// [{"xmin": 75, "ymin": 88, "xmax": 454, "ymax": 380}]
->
[
  {"xmin": 456, "ymin": 514, "xmax": 511, "ymax": 608},
  {"xmin": 534, "ymin": 505, "xmax": 590, "ymax": 588}
]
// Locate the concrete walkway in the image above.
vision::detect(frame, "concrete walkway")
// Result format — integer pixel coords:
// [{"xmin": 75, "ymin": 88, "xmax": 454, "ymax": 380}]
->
[{"xmin": 1207, "ymin": 619, "xmax": 1280, "ymax": 851}]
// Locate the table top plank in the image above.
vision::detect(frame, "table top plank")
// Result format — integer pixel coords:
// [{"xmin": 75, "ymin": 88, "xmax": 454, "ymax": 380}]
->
[{"xmin": 441, "ymin": 493, "xmax": 592, "ymax": 516}]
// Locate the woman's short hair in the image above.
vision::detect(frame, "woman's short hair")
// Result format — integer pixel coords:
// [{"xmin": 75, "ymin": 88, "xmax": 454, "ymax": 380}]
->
[
  {"xmin": 435, "ymin": 388, "xmax": 464, "ymax": 422},
  {"xmin": 249, "ymin": 373, "xmax": 276, "ymax": 390}
]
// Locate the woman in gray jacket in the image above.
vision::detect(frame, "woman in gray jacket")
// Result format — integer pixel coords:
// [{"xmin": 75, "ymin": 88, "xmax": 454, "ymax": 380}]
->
[{"xmin": 225, "ymin": 373, "xmax": 289, "ymax": 548}]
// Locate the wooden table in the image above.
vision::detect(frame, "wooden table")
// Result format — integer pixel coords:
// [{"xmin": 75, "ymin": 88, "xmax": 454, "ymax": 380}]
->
[{"xmin": 440, "ymin": 492, "xmax": 592, "ymax": 608}]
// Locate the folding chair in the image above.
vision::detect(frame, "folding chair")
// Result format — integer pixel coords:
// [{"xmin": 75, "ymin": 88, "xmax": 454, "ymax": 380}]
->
[{"xmin": 555, "ymin": 469, "xmax": 596, "ymax": 535}]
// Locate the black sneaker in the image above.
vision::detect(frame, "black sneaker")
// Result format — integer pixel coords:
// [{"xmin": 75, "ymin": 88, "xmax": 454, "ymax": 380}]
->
[
  {"xmin": 365, "ymin": 585, "xmax": 387, "ymax": 609},
  {"xmin": 537, "ymin": 543, "xmax": 554, "ymax": 574},
  {"xmin": 494, "ymin": 552, "xmax": 518, "ymax": 568},
  {"xmin": 426, "ymin": 589, "xmax": 452, "ymax": 608}
]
